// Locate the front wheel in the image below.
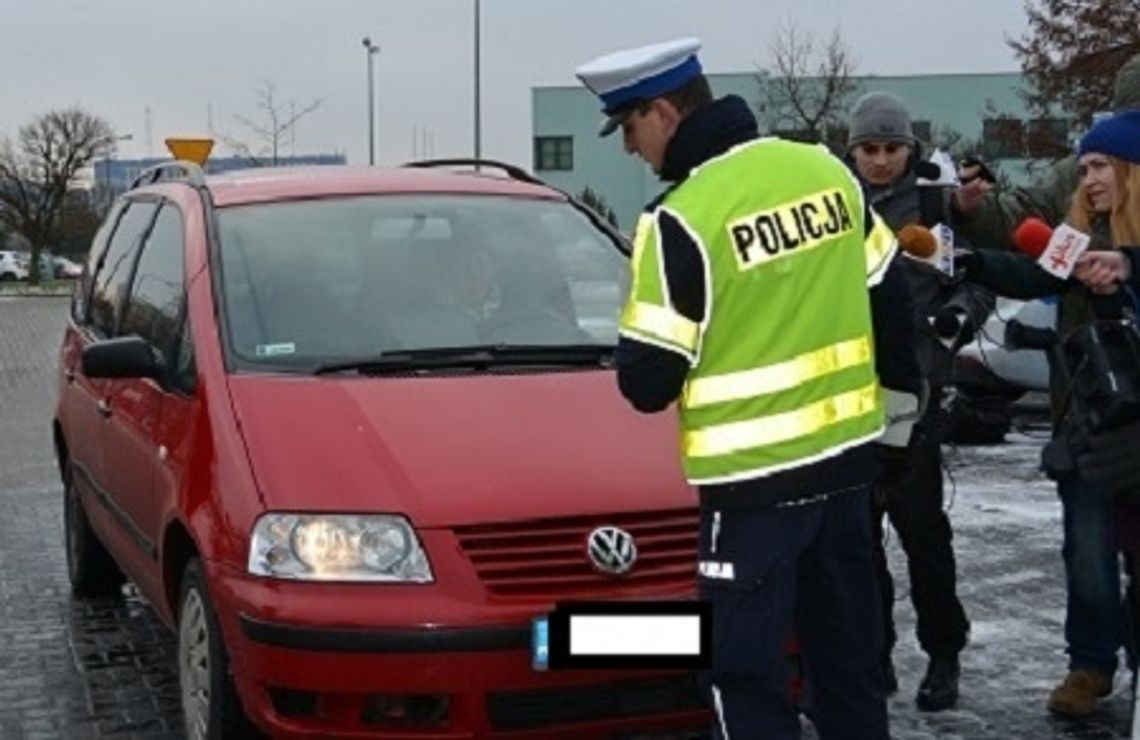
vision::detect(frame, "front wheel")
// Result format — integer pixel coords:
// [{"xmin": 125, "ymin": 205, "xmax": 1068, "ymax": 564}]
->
[{"xmin": 179, "ymin": 559, "xmax": 253, "ymax": 739}]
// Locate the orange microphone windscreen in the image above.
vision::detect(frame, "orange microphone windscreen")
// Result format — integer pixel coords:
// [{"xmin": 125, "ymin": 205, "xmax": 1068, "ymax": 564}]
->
[{"xmin": 897, "ymin": 224, "xmax": 938, "ymax": 260}]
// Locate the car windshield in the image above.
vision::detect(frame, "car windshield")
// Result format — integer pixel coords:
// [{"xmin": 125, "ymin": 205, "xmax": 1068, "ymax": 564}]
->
[{"xmin": 216, "ymin": 194, "xmax": 629, "ymax": 372}]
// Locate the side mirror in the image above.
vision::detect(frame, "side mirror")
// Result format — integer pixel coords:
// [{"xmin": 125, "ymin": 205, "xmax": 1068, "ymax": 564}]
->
[{"xmin": 82, "ymin": 336, "xmax": 162, "ymax": 380}]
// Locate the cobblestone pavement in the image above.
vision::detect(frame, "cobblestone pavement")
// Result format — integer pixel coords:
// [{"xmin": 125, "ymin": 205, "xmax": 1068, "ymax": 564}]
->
[{"xmin": 0, "ymin": 296, "xmax": 1135, "ymax": 738}]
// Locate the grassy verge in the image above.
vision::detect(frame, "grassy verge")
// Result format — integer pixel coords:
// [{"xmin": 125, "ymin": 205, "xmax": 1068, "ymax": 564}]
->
[{"xmin": 0, "ymin": 279, "xmax": 75, "ymax": 297}]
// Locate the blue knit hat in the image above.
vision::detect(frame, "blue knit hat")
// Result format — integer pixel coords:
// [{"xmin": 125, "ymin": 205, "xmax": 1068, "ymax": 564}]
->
[{"xmin": 1078, "ymin": 110, "xmax": 1140, "ymax": 164}]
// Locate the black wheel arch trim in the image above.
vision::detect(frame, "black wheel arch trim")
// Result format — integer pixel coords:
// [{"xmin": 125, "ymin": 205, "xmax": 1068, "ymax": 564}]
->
[{"xmin": 239, "ymin": 613, "xmax": 530, "ymax": 653}]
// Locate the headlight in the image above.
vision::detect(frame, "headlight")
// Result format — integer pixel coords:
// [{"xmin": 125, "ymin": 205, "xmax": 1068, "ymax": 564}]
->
[{"xmin": 248, "ymin": 513, "xmax": 434, "ymax": 582}]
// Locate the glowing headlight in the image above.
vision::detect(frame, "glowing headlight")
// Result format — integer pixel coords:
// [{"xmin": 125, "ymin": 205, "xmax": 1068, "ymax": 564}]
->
[{"xmin": 248, "ymin": 514, "xmax": 433, "ymax": 582}]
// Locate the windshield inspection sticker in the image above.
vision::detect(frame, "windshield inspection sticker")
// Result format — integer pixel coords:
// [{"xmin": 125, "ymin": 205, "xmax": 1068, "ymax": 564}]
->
[{"xmin": 255, "ymin": 342, "xmax": 297, "ymax": 358}]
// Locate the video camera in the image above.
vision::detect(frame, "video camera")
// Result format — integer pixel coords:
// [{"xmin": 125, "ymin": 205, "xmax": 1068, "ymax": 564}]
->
[{"xmin": 1005, "ymin": 316, "xmax": 1140, "ymax": 479}]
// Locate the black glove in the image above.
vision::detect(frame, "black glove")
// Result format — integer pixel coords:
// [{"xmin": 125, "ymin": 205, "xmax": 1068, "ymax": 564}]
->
[
  {"xmin": 1076, "ymin": 419, "xmax": 1140, "ymax": 497},
  {"xmin": 952, "ymin": 248, "xmax": 983, "ymax": 277}
]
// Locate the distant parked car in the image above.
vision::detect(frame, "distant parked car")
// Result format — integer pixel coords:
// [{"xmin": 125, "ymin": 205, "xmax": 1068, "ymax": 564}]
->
[
  {"xmin": 948, "ymin": 297, "xmax": 1054, "ymax": 444},
  {"xmin": 52, "ymin": 256, "xmax": 83, "ymax": 279},
  {"xmin": 0, "ymin": 250, "xmax": 30, "ymax": 281},
  {"xmin": 14, "ymin": 250, "xmax": 56, "ymax": 281}
]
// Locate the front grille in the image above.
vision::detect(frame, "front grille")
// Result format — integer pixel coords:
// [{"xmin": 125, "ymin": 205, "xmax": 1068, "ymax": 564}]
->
[
  {"xmin": 486, "ymin": 674, "xmax": 706, "ymax": 731},
  {"xmin": 455, "ymin": 509, "xmax": 698, "ymax": 599}
]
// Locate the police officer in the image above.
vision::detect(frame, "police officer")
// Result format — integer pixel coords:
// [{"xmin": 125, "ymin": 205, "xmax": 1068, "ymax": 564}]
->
[
  {"xmin": 844, "ymin": 92, "xmax": 980, "ymax": 712},
  {"xmin": 576, "ymin": 39, "xmax": 922, "ymax": 739}
]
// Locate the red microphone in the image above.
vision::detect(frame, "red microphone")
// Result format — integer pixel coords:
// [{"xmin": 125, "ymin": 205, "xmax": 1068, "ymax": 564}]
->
[{"xmin": 1013, "ymin": 218, "xmax": 1053, "ymax": 258}]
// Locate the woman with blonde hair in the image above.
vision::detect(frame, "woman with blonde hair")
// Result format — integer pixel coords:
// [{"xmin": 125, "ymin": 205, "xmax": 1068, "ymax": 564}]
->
[
  {"xmin": 1068, "ymin": 135, "xmax": 1140, "ymax": 250},
  {"xmin": 955, "ymin": 110, "xmax": 1140, "ymax": 718}
]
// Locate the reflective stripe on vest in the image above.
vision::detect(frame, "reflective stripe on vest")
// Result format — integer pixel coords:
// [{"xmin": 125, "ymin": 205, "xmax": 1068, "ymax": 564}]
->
[
  {"xmin": 683, "ymin": 383, "xmax": 880, "ymax": 458},
  {"xmin": 622, "ymin": 301, "xmax": 701, "ymax": 354},
  {"xmin": 683, "ymin": 336, "xmax": 870, "ymax": 408},
  {"xmin": 864, "ymin": 212, "xmax": 897, "ymax": 287}
]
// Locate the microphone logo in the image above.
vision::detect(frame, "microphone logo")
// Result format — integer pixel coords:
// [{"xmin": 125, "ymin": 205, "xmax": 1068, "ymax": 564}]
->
[
  {"xmin": 1037, "ymin": 224, "xmax": 1091, "ymax": 279},
  {"xmin": 1049, "ymin": 233, "xmax": 1080, "ymax": 272}
]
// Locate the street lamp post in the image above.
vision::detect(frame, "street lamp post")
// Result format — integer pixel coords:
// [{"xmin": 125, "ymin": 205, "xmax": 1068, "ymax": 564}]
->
[
  {"xmin": 101, "ymin": 133, "xmax": 134, "ymax": 211},
  {"xmin": 474, "ymin": 0, "xmax": 481, "ymax": 164},
  {"xmin": 362, "ymin": 36, "xmax": 380, "ymax": 165}
]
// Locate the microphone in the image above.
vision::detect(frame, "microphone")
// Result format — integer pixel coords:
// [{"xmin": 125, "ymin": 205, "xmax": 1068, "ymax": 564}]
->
[
  {"xmin": 932, "ymin": 304, "xmax": 981, "ymax": 351},
  {"xmin": 1013, "ymin": 218, "xmax": 1054, "ymax": 259},
  {"xmin": 897, "ymin": 224, "xmax": 938, "ymax": 260},
  {"xmin": 1012, "ymin": 218, "xmax": 1091, "ymax": 279},
  {"xmin": 933, "ymin": 307, "xmax": 966, "ymax": 339}
]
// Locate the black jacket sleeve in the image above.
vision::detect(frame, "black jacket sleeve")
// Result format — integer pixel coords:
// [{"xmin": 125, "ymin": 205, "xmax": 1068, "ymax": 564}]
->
[
  {"xmin": 870, "ymin": 255, "xmax": 923, "ymax": 395},
  {"xmin": 1124, "ymin": 247, "xmax": 1140, "ymax": 295},
  {"xmin": 866, "ymin": 202, "xmax": 923, "ymax": 395},
  {"xmin": 616, "ymin": 209, "xmax": 705, "ymax": 413},
  {"xmin": 969, "ymin": 248, "xmax": 1067, "ymax": 299}
]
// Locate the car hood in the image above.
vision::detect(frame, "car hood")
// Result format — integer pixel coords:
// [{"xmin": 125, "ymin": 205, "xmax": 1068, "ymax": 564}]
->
[{"xmin": 227, "ymin": 370, "xmax": 695, "ymax": 528}]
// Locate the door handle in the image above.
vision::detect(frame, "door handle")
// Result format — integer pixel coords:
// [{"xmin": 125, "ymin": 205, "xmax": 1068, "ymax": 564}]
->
[
  {"xmin": 65, "ymin": 368, "xmax": 76, "ymax": 384},
  {"xmin": 97, "ymin": 399, "xmax": 112, "ymax": 419}
]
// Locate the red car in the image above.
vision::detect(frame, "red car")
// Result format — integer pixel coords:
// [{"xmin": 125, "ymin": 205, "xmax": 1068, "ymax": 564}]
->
[{"xmin": 53, "ymin": 159, "xmax": 708, "ymax": 738}]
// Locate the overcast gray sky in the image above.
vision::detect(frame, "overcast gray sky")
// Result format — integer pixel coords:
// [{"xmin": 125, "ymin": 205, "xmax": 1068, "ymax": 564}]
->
[{"xmin": 0, "ymin": 0, "xmax": 1030, "ymax": 168}]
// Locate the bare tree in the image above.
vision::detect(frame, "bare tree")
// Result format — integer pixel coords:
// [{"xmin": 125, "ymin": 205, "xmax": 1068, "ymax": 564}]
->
[
  {"xmin": 214, "ymin": 81, "xmax": 325, "ymax": 167},
  {"xmin": 760, "ymin": 22, "xmax": 857, "ymax": 149},
  {"xmin": 932, "ymin": 125, "xmax": 981, "ymax": 161},
  {"xmin": 0, "ymin": 108, "xmax": 115, "ymax": 285},
  {"xmin": 1010, "ymin": 0, "xmax": 1140, "ymax": 124},
  {"xmin": 576, "ymin": 187, "xmax": 619, "ymax": 229}
]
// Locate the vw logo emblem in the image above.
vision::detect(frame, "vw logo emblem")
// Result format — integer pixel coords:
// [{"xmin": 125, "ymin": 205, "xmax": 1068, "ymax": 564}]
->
[{"xmin": 587, "ymin": 526, "xmax": 637, "ymax": 576}]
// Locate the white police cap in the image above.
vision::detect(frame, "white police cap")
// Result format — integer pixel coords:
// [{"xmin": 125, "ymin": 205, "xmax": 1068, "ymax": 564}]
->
[{"xmin": 575, "ymin": 38, "xmax": 703, "ymax": 137}]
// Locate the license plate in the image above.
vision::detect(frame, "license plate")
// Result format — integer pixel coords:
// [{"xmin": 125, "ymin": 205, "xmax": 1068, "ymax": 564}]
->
[{"xmin": 531, "ymin": 616, "xmax": 549, "ymax": 671}]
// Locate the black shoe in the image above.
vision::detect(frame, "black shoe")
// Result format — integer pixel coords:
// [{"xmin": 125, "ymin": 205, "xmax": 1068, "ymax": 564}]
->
[
  {"xmin": 916, "ymin": 656, "xmax": 960, "ymax": 711},
  {"xmin": 883, "ymin": 660, "xmax": 898, "ymax": 695}
]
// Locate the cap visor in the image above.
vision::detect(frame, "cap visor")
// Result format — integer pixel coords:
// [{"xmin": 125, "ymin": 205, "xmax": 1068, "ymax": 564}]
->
[{"xmin": 599, "ymin": 112, "xmax": 628, "ymax": 137}]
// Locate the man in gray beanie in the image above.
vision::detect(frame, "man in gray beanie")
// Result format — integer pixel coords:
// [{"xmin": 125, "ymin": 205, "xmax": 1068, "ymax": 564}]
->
[
  {"xmin": 849, "ymin": 93, "xmax": 914, "ymax": 148},
  {"xmin": 848, "ymin": 93, "xmax": 917, "ymax": 187},
  {"xmin": 844, "ymin": 90, "xmax": 974, "ymax": 714}
]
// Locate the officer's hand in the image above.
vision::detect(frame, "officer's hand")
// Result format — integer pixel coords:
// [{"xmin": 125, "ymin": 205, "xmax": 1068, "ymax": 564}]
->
[{"xmin": 1076, "ymin": 419, "xmax": 1140, "ymax": 497}]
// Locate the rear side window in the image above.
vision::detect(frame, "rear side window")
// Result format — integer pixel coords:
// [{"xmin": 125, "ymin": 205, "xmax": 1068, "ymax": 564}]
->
[
  {"xmin": 88, "ymin": 201, "xmax": 159, "ymax": 337},
  {"xmin": 120, "ymin": 205, "xmax": 186, "ymax": 359}
]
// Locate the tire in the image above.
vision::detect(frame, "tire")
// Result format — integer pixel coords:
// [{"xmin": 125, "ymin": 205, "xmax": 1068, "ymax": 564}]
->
[
  {"xmin": 63, "ymin": 460, "xmax": 126, "ymax": 598},
  {"xmin": 0, "ymin": 272, "xmax": 16, "ymax": 282},
  {"xmin": 179, "ymin": 559, "xmax": 253, "ymax": 739}
]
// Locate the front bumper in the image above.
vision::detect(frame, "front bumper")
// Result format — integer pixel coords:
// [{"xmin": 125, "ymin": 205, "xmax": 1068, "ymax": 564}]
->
[{"xmin": 212, "ymin": 564, "xmax": 707, "ymax": 739}]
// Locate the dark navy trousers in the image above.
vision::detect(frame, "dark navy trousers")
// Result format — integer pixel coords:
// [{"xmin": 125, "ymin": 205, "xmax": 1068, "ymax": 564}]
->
[{"xmin": 698, "ymin": 486, "xmax": 889, "ymax": 740}]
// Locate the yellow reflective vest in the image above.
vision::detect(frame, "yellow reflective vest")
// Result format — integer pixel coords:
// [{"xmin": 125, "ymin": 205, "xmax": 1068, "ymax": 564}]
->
[{"xmin": 620, "ymin": 137, "xmax": 897, "ymax": 485}]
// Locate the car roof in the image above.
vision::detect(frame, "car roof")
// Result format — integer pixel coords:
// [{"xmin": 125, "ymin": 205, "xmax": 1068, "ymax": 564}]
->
[{"xmin": 159, "ymin": 165, "xmax": 569, "ymax": 208}]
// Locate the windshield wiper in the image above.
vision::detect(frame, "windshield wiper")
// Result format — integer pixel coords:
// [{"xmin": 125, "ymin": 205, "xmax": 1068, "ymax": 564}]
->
[{"xmin": 313, "ymin": 344, "xmax": 615, "ymax": 375}]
